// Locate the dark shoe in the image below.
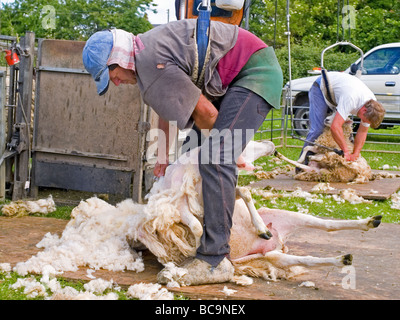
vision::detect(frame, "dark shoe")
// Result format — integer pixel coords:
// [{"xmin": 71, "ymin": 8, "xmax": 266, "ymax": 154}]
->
[
  {"xmin": 295, "ymin": 167, "xmax": 303, "ymax": 174},
  {"xmin": 304, "ymin": 150, "xmax": 316, "ymax": 165}
]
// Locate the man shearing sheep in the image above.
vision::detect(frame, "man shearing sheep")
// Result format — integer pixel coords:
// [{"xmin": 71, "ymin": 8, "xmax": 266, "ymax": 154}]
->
[
  {"xmin": 82, "ymin": 19, "xmax": 283, "ymax": 285},
  {"xmin": 298, "ymin": 71, "xmax": 385, "ymax": 166}
]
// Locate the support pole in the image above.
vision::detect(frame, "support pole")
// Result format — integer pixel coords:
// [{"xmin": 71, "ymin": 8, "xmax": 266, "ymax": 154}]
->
[
  {"xmin": 244, "ymin": 0, "xmax": 251, "ymax": 30},
  {"xmin": 179, "ymin": 0, "xmax": 186, "ymax": 20},
  {"xmin": 285, "ymin": 0, "xmax": 294, "ymax": 145},
  {"xmin": 5, "ymin": 53, "xmax": 17, "ymax": 193},
  {"xmin": 12, "ymin": 32, "xmax": 35, "ymax": 200}
]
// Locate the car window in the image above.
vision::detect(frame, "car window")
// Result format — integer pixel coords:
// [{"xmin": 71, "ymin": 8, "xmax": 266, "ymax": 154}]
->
[{"xmin": 362, "ymin": 47, "xmax": 400, "ymax": 75}]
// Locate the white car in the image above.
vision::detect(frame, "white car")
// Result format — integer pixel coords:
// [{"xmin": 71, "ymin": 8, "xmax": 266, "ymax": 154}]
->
[{"xmin": 284, "ymin": 42, "xmax": 400, "ymax": 136}]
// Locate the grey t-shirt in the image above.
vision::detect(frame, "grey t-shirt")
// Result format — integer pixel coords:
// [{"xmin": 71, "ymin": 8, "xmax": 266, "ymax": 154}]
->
[{"xmin": 135, "ymin": 19, "xmax": 238, "ymax": 130}]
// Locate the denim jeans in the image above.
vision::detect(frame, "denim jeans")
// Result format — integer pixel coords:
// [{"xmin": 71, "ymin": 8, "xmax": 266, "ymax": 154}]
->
[
  {"xmin": 300, "ymin": 81, "xmax": 331, "ymax": 157},
  {"xmin": 193, "ymin": 86, "xmax": 272, "ymax": 267}
]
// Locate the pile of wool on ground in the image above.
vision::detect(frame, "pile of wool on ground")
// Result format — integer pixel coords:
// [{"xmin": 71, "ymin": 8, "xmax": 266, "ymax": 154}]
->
[
  {"xmin": 2, "ymin": 264, "xmax": 119, "ymax": 300},
  {"xmin": 126, "ymin": 282, "xmax": 174, "ymax": 300},
  {"xmin": 372, "ymin": 171, "xmax": 400, "ymax": 180},
  {"xmin": 254, "ymin": 165, "xmax": 292, "ymax": 180},
  {"xmin": 333, "ymin": 189, "xmax": 372, "ymax": 205},
  {"xmin": 1, "ymin": 196, "xmax": 56, "ymax": 217},
  {"xmin": 249, "ymin": 186, "xmax": 371, "ymax": 205},
  {"xmin": 5, "ymin": 159, "xmax": 205, "ymax": 290},
  {"xmin": 7, "ymin": 163, "xmax": 207, "ymax": 294},
  {"xmin": 0, "ymin": 263, "xmax": 12, "ymax": 273},
  {"xmin": 13, "ymin": 197, "xmax": 146, "ymax": 276},
  {"xmin": 311, "ymin": 183, "xmax": 335, "ymax": 192},
  {"xmin": 2, "ymin": 263, "xmax": 174, "ymax": 300},
  {"xmin": 391, "ymin": 191, "xmax": 400, "ymax": 210}
]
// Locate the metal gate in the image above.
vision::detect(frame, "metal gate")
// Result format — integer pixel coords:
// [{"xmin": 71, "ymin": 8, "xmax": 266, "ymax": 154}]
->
[{"xmin": 31, "ymin": 38, "xmax": 147, "ymax": 201}]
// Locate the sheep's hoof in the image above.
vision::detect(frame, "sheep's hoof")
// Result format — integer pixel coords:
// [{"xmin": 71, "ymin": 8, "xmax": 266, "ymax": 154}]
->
[
  {"xmin": 367, "ymin": 215, "xmax": 382, "ymax": 229},
  {"xmin": 342, "ymin": 254, "xmax": 353, "ymax": 266},
  {"xmin": 259, "ymin": 231, "xmax": 273, "ymax": 240}
]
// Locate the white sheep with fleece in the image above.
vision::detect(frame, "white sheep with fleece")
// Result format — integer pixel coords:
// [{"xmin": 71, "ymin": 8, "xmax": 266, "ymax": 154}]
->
[{"xmin": 276, "ymin": 122, "xmax": 373, "ymax": 184}]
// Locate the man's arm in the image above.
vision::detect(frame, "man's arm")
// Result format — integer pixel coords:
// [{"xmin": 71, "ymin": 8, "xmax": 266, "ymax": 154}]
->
[
  {"xmin": 154, "ymin": 94, "xmax": 218, "ymax": 177},
  {"xmin": 153, "ymin": 117, "xmax": 177, "ymax": 177},
  {"xmin": 330, "ymin": 113, "xmax": 352, "ymax": 161},
  {"xmin": 331, "ymin": 113, "xmax": 368, "ymax": 161},
  {"xmin": 191, "ymin": 94, "xmax": 247, "ymax": 166},
  {"xmin": 350, "ymin": 123, "xmax": 369, "ymax": 161}
]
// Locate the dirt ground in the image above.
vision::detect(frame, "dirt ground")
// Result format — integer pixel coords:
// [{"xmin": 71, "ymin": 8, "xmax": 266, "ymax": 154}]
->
[{"xmin": 1, "ymin": 215, "xmax": 399, "ymax": 300}]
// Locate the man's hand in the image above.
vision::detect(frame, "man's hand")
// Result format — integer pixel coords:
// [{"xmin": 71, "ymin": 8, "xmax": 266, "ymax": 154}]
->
[
  {"xmin": 332, "ymin": 119, "xmax": 367, "ymax": 162},
  {"xmin": 154, "ymin": 118, "xmax": 174, "ymax": 178},
  {"xmin": 344, "ymin": 151, "xmax": 359, "ymax": 162},
  {"xmin": 191, "ymin": 94, "xmax": 218, "ymax": 131},
  {"xmin": 154, "ymin": 161, "xmax": 169, "ymax": 177}
]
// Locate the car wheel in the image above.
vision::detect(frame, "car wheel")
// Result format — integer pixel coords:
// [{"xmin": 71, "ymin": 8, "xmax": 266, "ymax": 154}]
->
[{"xmin": 293, "ymin": 106, "xmax": 310, "ymax": 137}]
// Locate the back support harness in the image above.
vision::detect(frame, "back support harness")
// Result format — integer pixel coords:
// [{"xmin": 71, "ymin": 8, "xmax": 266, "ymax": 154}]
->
[
  {"xmin": 191, "ymin": 1, "xmax": 212, "ymax": 87},
  {"xmin": 320, "ymin": 68, "xmax": 337, "ymax": 107},
  {"xmin": 196, "ymin": 2, "xmax": 211, "ymax": 76}
]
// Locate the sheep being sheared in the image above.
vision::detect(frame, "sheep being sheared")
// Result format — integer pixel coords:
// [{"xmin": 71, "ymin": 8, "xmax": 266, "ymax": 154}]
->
[
  {"xmin": 277, "ymin": 121, "xmax": 372, "ymax": 183},
  {"xmin": 11, "ymin": 140, "xmax": 382, "ymax": 286},
  {"xmin": 142, "ymin": 144, "xmax": 381, "ymax": 284}
]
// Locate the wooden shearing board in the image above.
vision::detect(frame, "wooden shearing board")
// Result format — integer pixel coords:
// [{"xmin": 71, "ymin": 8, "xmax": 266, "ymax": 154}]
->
[{"xmin": 249, "ymin": 170, "xmax": 400, "ymax": 200}]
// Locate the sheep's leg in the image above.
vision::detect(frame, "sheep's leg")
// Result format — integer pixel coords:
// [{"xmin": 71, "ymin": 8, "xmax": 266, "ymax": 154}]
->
[
  {"xmin": 258, "ymin": 208, "xmax": 382, "ymax": 240},
  {"xmin": 233, "ymin": 250, "xmax": 353, "ymax": 268},
  {"xmin": 274, "ymin": 151, "xmax": 314, "ymax": 172},
  {"xmin": 236, "ymin": 187, "xmax": 273, "ymax": 240},
  {"xmin": 240, "ymin": 140, "xmax": 276, "ymax": 164},
  {"xmin": 311, "ymin": 216, "xmax": 382, "ymax": 231},
  {"xmin": 178, "ymin": 202, "xmax": 203, "ymax": 249},
  {"xmin": 285, "ymin": 212, "xmax": 383, "ymax": 232},
  {"xmin": 264, "ymin": 251, "xmax": 353, "ymax": 268}
]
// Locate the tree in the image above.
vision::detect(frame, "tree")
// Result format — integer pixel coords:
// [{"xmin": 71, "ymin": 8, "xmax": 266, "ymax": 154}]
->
[
  {"xmin": 246, "ymin": 0, "xmax": 400, "ymax": 83},
  {"xmin": 247, "ymin": 0, "xmax": 342, "ymax": 49},
  {"xmin": 247, "ymin": 0, "xmax": 400, "ymax": 52},
  {"xmin": 353, "ymin": 0, "xmax": 400, "ymax": 50},
  {"xmin": 0, "ymin": 0, "xmax": 156, "ymax": 40}
]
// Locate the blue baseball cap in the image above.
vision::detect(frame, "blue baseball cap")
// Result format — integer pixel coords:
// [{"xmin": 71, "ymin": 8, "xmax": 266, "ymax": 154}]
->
[{"xmin": 82, "ymin": 30, "xmax": 114, "ymax": 95}]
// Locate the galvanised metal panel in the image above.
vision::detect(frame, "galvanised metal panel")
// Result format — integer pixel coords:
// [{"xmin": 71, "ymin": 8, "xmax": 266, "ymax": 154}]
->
[{"xmin": 32, "ymin": 39, "xmax": 146, "ymax": 200}]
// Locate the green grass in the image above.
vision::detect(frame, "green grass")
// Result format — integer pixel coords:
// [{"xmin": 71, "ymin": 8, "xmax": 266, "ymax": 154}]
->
[
  {"xmin": 0, "ymin": 270, "xmax": 189, "ymax": 300},
  {"xmin": 251, "ymin": 189, "xmax": 397, "ymax": 223},
  {"xmin": 238, "ymin": 145, "xmax": 400, "ymax": 224},
  {"xmin": 0, "ymin": 272, "xmax": 94, "ymax": 300},
  {"xmin": 41, "ymin": 205, "xmax": 75, "ymax": 220}
]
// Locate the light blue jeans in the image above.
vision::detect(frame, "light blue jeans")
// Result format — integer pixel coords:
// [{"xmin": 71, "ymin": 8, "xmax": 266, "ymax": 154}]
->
[{"xmin": 300, "ymin": 77, "xmax": 331, "ymax": 156}]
